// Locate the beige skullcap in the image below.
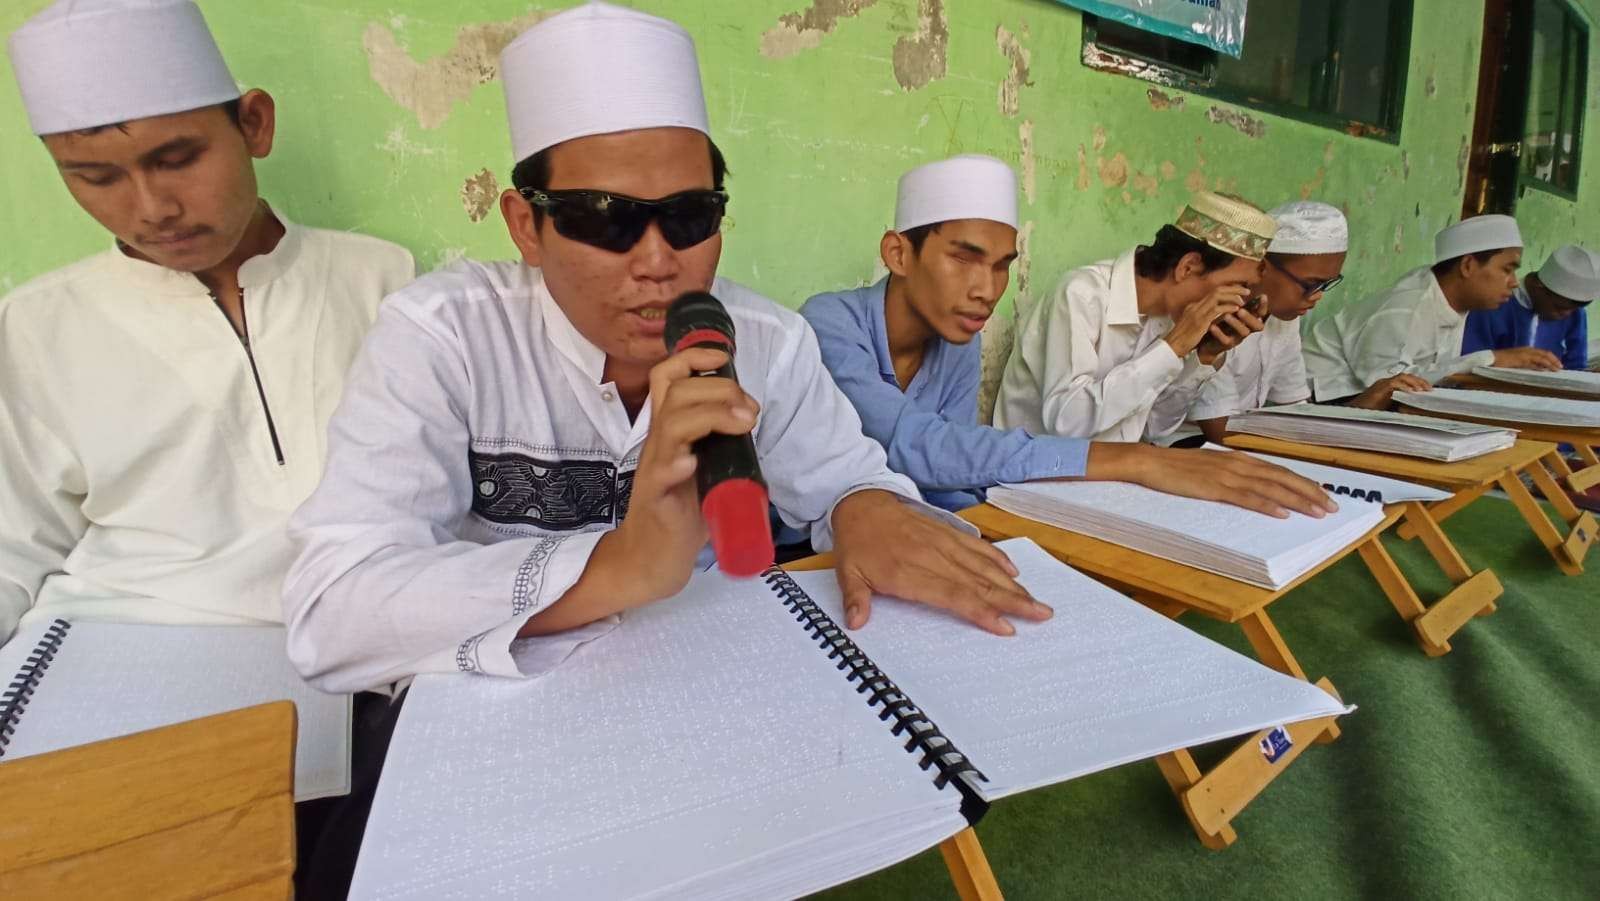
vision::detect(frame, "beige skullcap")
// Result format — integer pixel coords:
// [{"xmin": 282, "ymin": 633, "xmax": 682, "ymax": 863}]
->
[{"xmin": 1175, "ymin": 191, "xmax": 1278, "ymax": 261}]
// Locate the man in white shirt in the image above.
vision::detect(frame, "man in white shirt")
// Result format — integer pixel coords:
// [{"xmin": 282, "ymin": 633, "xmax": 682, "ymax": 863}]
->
[
  {"xmin": 0, "ymin": 0, "xmax": 415, "ymax": 644},
  {"xmin": 283, "ymin": 3, "xmax": 1049, "ymax": 696},
  {"xmin": 996, "ymin": 192, "xmax": 1274, "ymax": 442},
  {"xmin": 1302, "ymin": 215, "xmax": 1560, "ymax": 403},
  {"xmin": 1157, "ymin": 202, "xmax": 1430, "ymax": 445}
]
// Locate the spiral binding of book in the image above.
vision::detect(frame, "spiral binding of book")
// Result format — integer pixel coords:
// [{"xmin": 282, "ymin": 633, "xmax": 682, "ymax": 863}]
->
[
  {"xmin": 0, "ymin": 618, "xmax": 71, "ymax": 758},
  {"xmin": 763, "ymin": 569, "xmax": 991, "ymax": 824}
]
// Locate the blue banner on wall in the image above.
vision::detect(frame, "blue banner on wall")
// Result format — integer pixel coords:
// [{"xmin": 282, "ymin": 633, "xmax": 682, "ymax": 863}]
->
[{"xmin": 1058, "ymin": 0, "xmax": 1249, "ymax": 58}]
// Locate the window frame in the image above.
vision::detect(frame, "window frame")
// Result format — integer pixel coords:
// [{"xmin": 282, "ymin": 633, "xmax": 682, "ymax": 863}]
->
[
  {"xmin": 1518, "ymin": 0, "xmax": 1588, "ymax": 202},
  {"xmin": 1081, "ymin": 0, "xmax": 1416, "ymax": 144}
]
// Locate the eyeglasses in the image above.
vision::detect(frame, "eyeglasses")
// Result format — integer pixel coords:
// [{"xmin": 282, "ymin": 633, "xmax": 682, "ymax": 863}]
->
[
  {"xmin": 518, "ymin": 187, "xmax": 728, "ymax": 254},
  {"xmin": 1267, "ymin": 256, "xmax": 1344, "ymax": 298}
]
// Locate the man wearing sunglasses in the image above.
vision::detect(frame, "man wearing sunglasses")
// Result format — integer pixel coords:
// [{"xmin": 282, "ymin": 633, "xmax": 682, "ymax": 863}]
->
[
  {"xmin": 802, "ymin": 157, "xmax": 1334, "ymax": 519},
  {"xmin": 283, "ymin": 3, "xmax": 1051, "ymax": 695},
  {"xmin": 1462, "ymin": 245, "xmax": 1596, "ymax": 371},
  {"xmin": 1156, "ymin": 202, "xmax": 1429, "ymax": 446}
]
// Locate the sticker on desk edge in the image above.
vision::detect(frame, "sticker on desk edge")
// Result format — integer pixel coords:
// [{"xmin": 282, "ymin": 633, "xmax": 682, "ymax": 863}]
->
[{"xmin": 1258, "ymin": 726, "xmax": 1293, "ymax": 764}]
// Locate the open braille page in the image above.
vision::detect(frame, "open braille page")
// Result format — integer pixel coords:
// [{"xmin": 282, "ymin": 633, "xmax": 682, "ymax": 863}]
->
[
  {"xmin": 1471, "ymin": 365, "xmax": 1600, "ymax": 397},
  {"xmin": 349, "ymin": 565, "xmax": 968, "ymax": 901},
  {"xmin": 1399, "ymin": 387, "xmax": 1600, "ymax": 428},
  {"xmin": 0, "ymin": 621, "xmax": 350, "ymax": 800},
  {"xmin": 787, "ymin": 539, "xmax": 1351, "ymax": 801}
]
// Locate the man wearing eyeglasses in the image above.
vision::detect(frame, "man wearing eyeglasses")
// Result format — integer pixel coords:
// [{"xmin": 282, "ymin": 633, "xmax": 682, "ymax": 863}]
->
[
  {"xmin": 282, "ymin": 3, "xmax": 1051, "ymax": 695},
  {"xmin": 1154, "ymin": 202, "xmax": 1429, "ymax": 446},
  {"xmin": 1462, "ymin": 245, "xmax": 1596, "ymax": 371}
]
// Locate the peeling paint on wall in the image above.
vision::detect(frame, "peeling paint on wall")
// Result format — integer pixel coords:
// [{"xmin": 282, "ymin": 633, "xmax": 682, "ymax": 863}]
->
[
  {"xmin": 761, "ymin": 0, "xmax": 945, "ymax": 91},
  {"xmin": 1132, "ymin": 170, "xmax": 1158, "ymax": 198},
  {"xmin": 1205, "ymin": 106, "xmax": 1266, "ymax": 139},
  {"xmin": 1159, "ymin": 160, "xmax": 1177, "ymax": 181},
  {"xmin": 364, "ymin": 12, "xmax": 555, "ymax": 129},
  {"xmin": 1076, "ymin": 144, "xmax": 1091, "ymax": 191},
  {"xmin": 996, "ymin": 25, "xmax": 1031, "ymax": 117},
  {"xmin": 1099, "ymin": 152, "xmax": 1129, "ymax": 188},
  {"xmin": 1019, "ymin": 120, "xmax": 1037, "ymax": 203},
  {"xmin": 1146, "ymin": 88, "xmax": 1185, "ymax": 111},
  {"xmin": 460, "ymin": 168, "xmax": 500, "ymax": 222},
  {"xmin": 891, "ymin": 0, "xmax": 948, "ymax": 91},
  {"xmin": 1092, "ymin": 125, "xmax": 1108, "ymax": 152},
  {"xmin": 1300, "ymin": 167, "xmax": 1326, "ymax": 200},
  {"xmin": 759, "ymin": 0, "xmax": 876, "ymax": 58}
]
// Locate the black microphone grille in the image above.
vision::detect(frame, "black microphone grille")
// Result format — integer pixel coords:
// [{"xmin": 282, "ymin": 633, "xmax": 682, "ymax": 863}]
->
[{"xmin": 665, "ymin": 291, "xmax": 736, "ymax": 350}]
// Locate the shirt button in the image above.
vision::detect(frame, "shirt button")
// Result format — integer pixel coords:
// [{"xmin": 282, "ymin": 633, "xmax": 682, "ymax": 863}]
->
[{"xmin": 602, "ymin": 390, "xmax": 615, "ymax": 402}]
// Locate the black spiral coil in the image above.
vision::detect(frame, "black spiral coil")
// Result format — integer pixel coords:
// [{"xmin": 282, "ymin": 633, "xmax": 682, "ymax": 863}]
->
[
  {"xmin": 0, "ymin": 618, "xmax": 71, "ymax": 758},
  {"xmin": 764, "ymin": 569, "xmax": 990, "ymax": 825}
]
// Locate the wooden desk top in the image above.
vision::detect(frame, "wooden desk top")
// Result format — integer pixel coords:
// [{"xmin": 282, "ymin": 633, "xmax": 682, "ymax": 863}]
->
[
  {"xmin": 788, "ymin": 503, "xmax": 1403, "ymax": 625},
  {"xmin": 1395, "ymin": 403, "xmax": 1600, "ymax": 446},
  {"xmin": 1223, "ymin": 434, "xmax": 1558, "ymax": 489}
]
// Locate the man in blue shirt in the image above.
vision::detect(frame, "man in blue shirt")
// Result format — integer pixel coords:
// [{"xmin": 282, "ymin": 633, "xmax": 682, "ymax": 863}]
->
[
  {"xmin": 801, "ymin": 154, "xmax": 1332, "ymax": 518},
  {"xmin": 1463, "ymin": 245, "xmax": 1596, "ymax": 370}
]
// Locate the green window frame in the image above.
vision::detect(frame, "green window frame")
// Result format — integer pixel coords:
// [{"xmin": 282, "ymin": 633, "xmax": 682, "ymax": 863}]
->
[{"xmin": 1081, "ymin": 0, "xmax": 1415, "ymax": 143}]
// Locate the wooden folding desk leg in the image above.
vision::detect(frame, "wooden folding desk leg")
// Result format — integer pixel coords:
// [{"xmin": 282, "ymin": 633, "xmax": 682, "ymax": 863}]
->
[
  {"xmin": 1398, "ymin": 485, "xmax": 1489, "ymax": 540},
  {"xmin": 1156, "ymin": 677, "xmax": 1343, "ymax": 852},
  {"xmin": 1236, "ymin": 610, "xmax": 1339, "ymax": 743},
  {"xmin": 1505, "ymin": 464, "xmax": 1594, "ymax": 575},
  {"xmin": 938, "ymin": 828, "xmax": 1003, "ymax": 901},
  {"xmin": 1356, "ymin": 536, "xmax": 1454, "ymax": 657},
  {"xmin": 1399, "ymin": 501, "xmax": 1504, "ymax": 623}
]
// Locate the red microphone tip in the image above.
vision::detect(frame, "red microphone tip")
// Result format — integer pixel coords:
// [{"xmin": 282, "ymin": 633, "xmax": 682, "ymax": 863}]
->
[{"xmin": 701, "ymin": 478, "xmax": 775, "ymax": 578}]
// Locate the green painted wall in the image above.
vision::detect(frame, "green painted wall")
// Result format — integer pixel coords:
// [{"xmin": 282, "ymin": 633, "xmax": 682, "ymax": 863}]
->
[{"xmin": 3, "ymin": 0, "xmax": 1596, "ymax": 333}]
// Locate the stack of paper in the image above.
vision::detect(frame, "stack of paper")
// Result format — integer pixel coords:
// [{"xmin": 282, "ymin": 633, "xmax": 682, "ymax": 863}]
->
[
  {"xmin": 987, "ymin": 450, "xmax": 1389, "ymax": 589},
  {"xmin": 1397, "ymin": 387, "xmax": 1600, "ymax": 428},
  {"xmin": 1226, "ymin": 402, "xmax": 1517, "ymax": 461},
  {"xmin": 1471, "ymin": 365, "xmax": 1600, "ymax": 397}
]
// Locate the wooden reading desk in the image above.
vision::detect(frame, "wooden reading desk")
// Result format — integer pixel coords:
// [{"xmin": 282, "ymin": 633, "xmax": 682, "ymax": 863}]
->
[{"xmin": 1406, "ymin": 380, "xmax": 1600, "ymax": 494}]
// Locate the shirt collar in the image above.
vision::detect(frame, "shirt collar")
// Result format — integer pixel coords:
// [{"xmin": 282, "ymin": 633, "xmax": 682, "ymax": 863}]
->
[
  {"xmin": 866, "ymin": 277, "xmax": 897, "ymax": 383},
  {"xmin": 1424, "ymin": 268, "xmax": 1468, "ymax": 324},
  {"xmin": 535, "ymin": 268, "xmax": 608, "ymax": 384},
  {"xmin": 1514, "ymin": 283, "xmax": 1533, "ymax": 311},
  {"xmin": 1106, "ymin": 249, "xmax": 1141, "ymax": 326},
  {"xmin": 103, "ymin": 203, "xmax": 301, "ymax": 296}
]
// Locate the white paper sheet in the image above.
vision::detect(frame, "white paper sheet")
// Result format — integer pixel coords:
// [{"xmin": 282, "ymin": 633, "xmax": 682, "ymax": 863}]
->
[
  {"xmin": 0, "ymin": 621, "xmax": 351, "ymax": 800},
  {"xmin": 1471, "ymin": 365, "xmax": 1600, "ymax": 397},
  {"xmin": 1208, "ymin": 443, "xmax": 1451, "ymax": 504},
  {"xmin": 1399, "ymin": 387, "xmax": 1600, "ymax": 428}
]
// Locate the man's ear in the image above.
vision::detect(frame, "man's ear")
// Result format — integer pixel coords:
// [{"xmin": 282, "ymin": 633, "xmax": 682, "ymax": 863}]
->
[
  {"xmin": 501, "ymin": 188, "xmax": 544, "ymax": 268},
  {"xmin": 881, "ymin": 230, "xmax": 912, "ymax": 277},
  {"xmin": 1172, "ymin": 250, "xmax": 1205, "ymax": 283},
  {"xmin": 236, "ymin": 89, "xmax": 276, "ymax": 159}
]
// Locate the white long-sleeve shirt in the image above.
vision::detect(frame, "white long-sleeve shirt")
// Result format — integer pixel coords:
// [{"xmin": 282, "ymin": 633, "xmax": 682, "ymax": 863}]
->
[
  {"xmin": 0, "ymin": 217, "xmax": 415, "ymax": 643},
  {"xmin": 1152, "ymin": 314, "xmax": 1312, "ymax": 442},
  {"xmin": 282, "ymin": 261, "xmax": 931, "ymax": 694},
  {"xmin": 995, "ymin": 249, "xmax": 1216, "ymax": 441},
  {"xmin": 1301, "ymin": 267, "xmax": 1496, "ymax": 401}
]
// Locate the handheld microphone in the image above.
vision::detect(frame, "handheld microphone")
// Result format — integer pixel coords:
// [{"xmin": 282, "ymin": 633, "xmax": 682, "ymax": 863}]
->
[{"xmin": 662, "ymin": 291, "xmax": 776, "ymax": 577}]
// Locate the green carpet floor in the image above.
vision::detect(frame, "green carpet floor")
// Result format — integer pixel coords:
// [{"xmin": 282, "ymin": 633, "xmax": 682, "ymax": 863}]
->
[{"xmin": 817, "ymin": 495, "xmax": 1599, "ymax": 900}]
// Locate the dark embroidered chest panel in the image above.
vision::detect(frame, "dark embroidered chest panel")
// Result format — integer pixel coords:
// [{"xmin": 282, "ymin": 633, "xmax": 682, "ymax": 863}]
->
[{"xmin": 469, "ymin": 450, "xmax": 635, "ymax": 529}]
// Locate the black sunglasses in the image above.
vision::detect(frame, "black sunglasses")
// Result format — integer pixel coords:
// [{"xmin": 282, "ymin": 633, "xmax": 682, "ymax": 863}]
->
[
  {"xmin": 1267, "ymin": 256, "xmax": 1343, "ymax": 298},
  {"xmin": 519, "ymin": 187, "xmax": 728, "ymax": 254}
]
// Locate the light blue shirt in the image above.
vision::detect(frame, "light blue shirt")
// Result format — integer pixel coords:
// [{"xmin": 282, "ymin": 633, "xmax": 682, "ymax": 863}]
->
[{"xmin": 801, "ymin": 278, "xmax": 1090, "ymax": 512}]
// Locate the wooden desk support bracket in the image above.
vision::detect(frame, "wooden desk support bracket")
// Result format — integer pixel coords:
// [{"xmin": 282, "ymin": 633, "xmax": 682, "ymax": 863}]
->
[{"xmin": 939, "ymin": 827, "xmax": 1004, "ymax": 901}]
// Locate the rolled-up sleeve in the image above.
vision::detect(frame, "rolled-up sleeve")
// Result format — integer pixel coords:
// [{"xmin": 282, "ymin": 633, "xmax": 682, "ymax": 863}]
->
[{"xmin": 282, "ymin": 304, "xmax": 614, "ymax": 693}]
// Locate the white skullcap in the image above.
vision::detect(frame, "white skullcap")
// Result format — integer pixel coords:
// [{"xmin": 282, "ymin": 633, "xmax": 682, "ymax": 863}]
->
[
  {"xmin": 8, "ymin": 0, "xmax": 239, "ymax": 137},
  {"xmin": 1268, "ymin": 201, "xmax": 1349, "ymax": 254},
  {"xmin": 894, "ymin": 155, "xmax": 1019, "ymax": 233},
  {"xmin": 1538, "ymin": 245, "xmax": 1600, "ymax": 303},
  {"xmin": 1434, "ymin": 214, "xmax": 1522, "ymax": 264},
  {"xmin": 500, "ymin": 2, "xmax": 710, "ymax": 163}
]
